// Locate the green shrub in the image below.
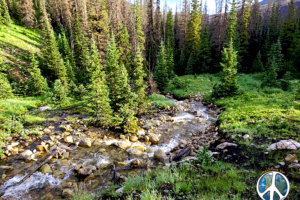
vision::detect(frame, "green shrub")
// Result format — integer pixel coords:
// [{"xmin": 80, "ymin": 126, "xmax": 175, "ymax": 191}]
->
[
  {"xmin": 1, "ymin": 120, "xmax": 23, "ymax": 135},
  {"xmin": 195, "ymin": 144, "xmax": 214, "ymax": 166}
]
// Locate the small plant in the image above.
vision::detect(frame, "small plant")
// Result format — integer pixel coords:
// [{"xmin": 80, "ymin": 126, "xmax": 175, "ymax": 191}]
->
[{"xmin": 196, "ymin": 144, "xmax": 214, "ymax": 166}]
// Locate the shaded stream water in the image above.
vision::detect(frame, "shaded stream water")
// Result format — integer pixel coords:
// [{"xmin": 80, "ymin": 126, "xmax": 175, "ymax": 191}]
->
[{"xmin": 0, "ymin": 99, "xmax": 216, "ymax": 200}]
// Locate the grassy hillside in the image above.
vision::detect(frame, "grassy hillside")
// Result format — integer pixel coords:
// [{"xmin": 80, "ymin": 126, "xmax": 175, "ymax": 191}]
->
[{"xmin": 0, "ymin": 23, "xmax": 42, "ymax": 81}]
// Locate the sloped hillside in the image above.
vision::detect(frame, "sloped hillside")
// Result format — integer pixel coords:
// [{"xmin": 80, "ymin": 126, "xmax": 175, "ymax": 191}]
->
[{"xmin": 0, "ymin": 23, "xmax": 42, "ymax": 82}]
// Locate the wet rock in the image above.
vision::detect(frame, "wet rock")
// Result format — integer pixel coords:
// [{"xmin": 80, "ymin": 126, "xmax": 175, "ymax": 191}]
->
[
  {"xmin": 59, "ymin": 124, "xmax": 73, "ymax": 132},
  {"xmin": 216, "ymin": 142, "xmax": 238, "ymax": 150},
  {"xmin": 127, "ymin": 148, "xmax": 143, "ymax": 156},
  {"xmin": 115, "ymin": 140, "xmax": 131, "ymax": 150},
  {"xmin": 130, "ymin": 159, "xmax": 142, "ymax": 168},
  {"xmin": 79, "ymin": 138, "xmax": 92, "ymax": 148},
  {"xmin": 131, "ymin": 145, "xmax": 145, "ymax": 152},
  {"xmin": 148, "ymin": 133, "xmax": 159, "ymax": 144},
  {"xmin": 39, "ymin": 164, "xmax": 52, "ymax": 174},
  {"xmin": 116, "ymin": 162, "xmax": 128, "ymax": 167},
  {"xmin": 129, "ymin": 135, "xmax": 138, "ymax": 142},
  {"xmin": 37, "ymin": 106, "xmax": 52, "ymax": 112},
  {"xmin": 62, "ymin": 189, "xmax": 74, "ymax": 198},
  {"xmin": 43, "ymin": 128, "xmax": 51, "ymax": 134},
  {"xmin": 75, "ymin": 165, "xmax": 96, "ymax": 177},
  {"xmin": 64, "ymin": 136, "xmax": 73, "ymax": 143},
  {"xmin": 154, "ymin": 149, "xmax": 166, "ymax": 163},
  {"xmin": 144, "ymin": 136, "xmax": 150, "ymax": 142},
  {"xmin": 285, "ymin": 154, "xmax": 297, "ymax": 163},
  {"xmin": 18, "ymin": 150, "xmax": 35, "ymax": 161}
]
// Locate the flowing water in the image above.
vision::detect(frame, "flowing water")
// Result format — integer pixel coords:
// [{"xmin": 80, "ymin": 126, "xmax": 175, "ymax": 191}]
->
[{"xmin": 0, "ymin": 99, "xmax": 217, "ymax": 200}]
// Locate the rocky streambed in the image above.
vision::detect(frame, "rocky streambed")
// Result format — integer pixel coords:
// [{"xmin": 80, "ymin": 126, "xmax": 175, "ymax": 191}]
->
[{"xmin": 0, "ymin": 97, "xmax": 222, "ymax": 200}]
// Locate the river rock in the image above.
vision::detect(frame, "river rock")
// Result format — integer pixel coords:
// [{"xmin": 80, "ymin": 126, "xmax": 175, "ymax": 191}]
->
[
  {"xmin": 127, "ymin": 148, "xmax": 143, "ymax": 156},
  {"xmin": 130, "ymin": 159, "xmax": 142, "ymax": 168},
  {"xmin": 148, "ymin": 133, "xmax": 159, "ymax": 144},
  {"xmin": 132, "ymin": 145, "xmax": 145, "ymax": 152},
  {"xmin": 285, "ymin": 154, "xmax": 297, "ymax": 163},
  {"xmin": 129, "ymin": 135, "xmax": 138, "ymax": 142},
  {"xmin": 154, "ymin": 149, "xmax": 166, "ymax": 162},
  {"xmin": 216, "ymin": 142, "xmax": 238, "ymax": 150},
  {"xmin": 37, "ymin": 106, "xmax": 52, "ymax": 112},
  {"xmin": 39, "ymin": 164, "xmax": 52, "ymax": 174},
  {"xmin": 64, "ymin": 136, "xmax": 73, "ymax": 143},
  {"xmin": 77, "ymin": 165, "xmax": 96, "ymax": 177},
  {"xmin": 62, "ymin": 189, "xmax": 74, "ymax": 198},
  {"xmin": 18, "ymin": 150, "xmax": 35, "ymax": 161},
  {"xmin": 115, "ymin": 140, "xmax": 131, "ymax": 150},
  {"xmin": 267, "ymin": 139, "xmax": 300, "ymax": 151},
  {"xmin": 79, "ymin": 138, "xmax": 92, "ymax": 148},
  {"xmin": 59, "ymin": 124, "xmax": 73, "ymax": 132}
]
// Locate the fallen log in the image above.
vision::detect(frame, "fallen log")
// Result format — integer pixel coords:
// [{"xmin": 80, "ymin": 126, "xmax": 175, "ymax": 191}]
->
[{"xmin": 172, "ymin": 147, "xmax": 191, "ymax": 161}]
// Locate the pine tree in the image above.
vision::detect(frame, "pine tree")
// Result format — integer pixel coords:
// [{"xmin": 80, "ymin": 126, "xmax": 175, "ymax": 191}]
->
[
  {"xmin": 0, "ymin": 0, "xmax": 11, "ymax": 25},
  {"xmin": 186, "ymin": 0, "xmax": 202, "ymax": 54},
  {"xmin": 281, "ymin": 0, "xmax": 296, "ymax": 58},
  {"xmin": 19, "ymin": 0, "xmax": 36, "ymax": 28},
  {"xmin": 116, "ymin": 23, "xmax": 132, "ymax": 74},
  {"xmin": 266, "ymin": 39, "xmax": 283, "ymax": 73},
  {"xmin": 239, "ymin": 0, "xmax": 251, "ymax": 70},
  {"xmin": 58, "ymin": 32, "xmax": 76, "ymax": 82},
  {"xmin": 0, "ymin": 53, "xmax": 13, "ymax": 99},
  {"xmin": 197, "ymin": 24, "xmax": 212, "ymax": 73},
  {"xmin": 154, "ymin": 41, "xmax": 168, "ymax": 90},
  {"xmin": 135, "ymin": 0, "xmax": 145, "ymax": 51},
  {"xmin": 88, "ymin": 39, "xmax": 113, "ymax": 127},
  {"xmin": 212, "ymin": 38, "xmax": 239, "ymax": 98},
  {"xmin": 53, "ymin": 79, "xmax": 68, "ymax": 105},
  {"xmin": 263, "ymin": 57, "xmax": 278, "ymax": 87},
  {"xmin": 105, "ymin": 34, "xmax": 134, "ymax": 112},
  {"xmin": 132, "ymin": 45, "xmax": 148, "ymax": 114},
  {"xmin": 41, "ymin": 13, "xmax": 64, "ymax": 82},
  {"xmin": 226, "ymin": 0, "xmax": 237, "ymax": 47},
  {"xmin": 166, "ymin": 40, "xmax": 175, "ymax": 78},
  {"xmin": 165, "ymin": 10, "xmax": 175, "ymax": 48},
  {"xmin": 28, "ymin": 53, "xmax": 48, "ymax": 96},
  {"xmin": 252, "ymin": 51, "xmax": 263, "ymax": 73}
]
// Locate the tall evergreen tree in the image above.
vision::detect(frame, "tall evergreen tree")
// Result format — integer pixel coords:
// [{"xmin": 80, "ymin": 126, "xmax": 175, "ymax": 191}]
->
[
  {"xmin": 88, "ymin": 39, "xmax": 113, "ymax": 127},
  {"xmin": 154, "ymin": 41, "xmax": 168, "ymax": 90},
  {"xmin": 105, "ymin": 34, "xmax": 134, "ymax": 112},
  {"xmin": 226, "ymin": 0, "xmax": 238, "ymax": 47},
  {"xmin": 239, "ymin": 0, "xmax": 251, "ymax": 70},
  {"xmin": 281, "ymin": 0, "xmax": 296, "ymax": 59},
  {"xmin": 0, "ymin": 0, "xmax": 11, "ymax": 25},
  {"xmin": 116, "ymin": 23, "xmax": 132, "ymax": 74},
  {"xmin": 186, "ymin": 0, "xmax": 202, "ymax": 54},
  {"xmin": 28, "ymin": 53, "xmax": 48, "ymax": 96},
  {"xmin": 19, "ymin": 0, "xmax": 36, "ymax": 28},
  {"xmin": 252, "ymin": 51, "xmax": 263, "ymax": 73},
  {"xmin": 212, "ymin": 38, "xmax": 239, "ymax": 97},
  {"xmin": 132, "ymin": 46, "xmax": 148, "ymax": 113},
  {"xmin": 197, "ymin": 24, "xmax": 212, "ymax": 73}
]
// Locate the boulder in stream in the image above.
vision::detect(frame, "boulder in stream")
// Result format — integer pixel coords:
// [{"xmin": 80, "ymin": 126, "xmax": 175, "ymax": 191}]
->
[{"xmin": 79, "ymin": 138, "xmax": 92, "ymax": 148}]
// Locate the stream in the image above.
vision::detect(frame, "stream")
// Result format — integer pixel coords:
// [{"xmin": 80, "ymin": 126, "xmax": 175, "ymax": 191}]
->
[{"xmin": 0, "ymin": 99, "xmax": 217, "ymax": 200}]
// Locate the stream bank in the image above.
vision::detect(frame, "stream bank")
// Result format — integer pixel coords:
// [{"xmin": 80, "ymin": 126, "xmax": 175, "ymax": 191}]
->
[{"xmin": 0, "ymin": 97, "xmax": 221, "ymax": 200}]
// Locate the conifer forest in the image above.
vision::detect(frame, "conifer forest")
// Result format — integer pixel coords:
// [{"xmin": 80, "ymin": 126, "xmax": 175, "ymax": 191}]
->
[{"xmin": 1, "ymin": 0, "xmax": 300, "ymax": 199}]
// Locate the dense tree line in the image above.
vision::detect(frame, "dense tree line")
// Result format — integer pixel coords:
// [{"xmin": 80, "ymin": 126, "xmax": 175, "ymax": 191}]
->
[{"xmin": 1, "ymin": 0, "xmax": 300, "ymax": 127}]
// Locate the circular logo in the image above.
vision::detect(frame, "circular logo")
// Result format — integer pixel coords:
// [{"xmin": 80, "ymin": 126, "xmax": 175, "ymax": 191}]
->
[{"xmin": 256, "ymin": 171, "xmax": 290, "ymax": 200}]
